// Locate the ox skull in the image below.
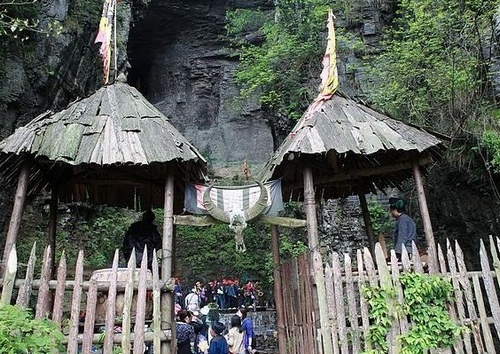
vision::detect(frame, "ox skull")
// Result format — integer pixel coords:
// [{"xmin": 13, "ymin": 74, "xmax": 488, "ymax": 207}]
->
[{"xmin": 203, "ymin": 181, "xmax": 269, "ymax": 252}]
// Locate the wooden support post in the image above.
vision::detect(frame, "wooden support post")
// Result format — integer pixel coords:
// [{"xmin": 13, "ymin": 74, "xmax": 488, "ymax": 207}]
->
[
  {"xmin": 412, "ymin": 161, "xmax": 437, "ymax": 266},
  {"xmin": 271, "ymin": 225, "xmax": 286, "ymax": 354},
  {"xmin": 161, "ymin": 174, "xmax": 175, "ymax": 354},
  {"xmin": 48, "ymin": 188, "xmax": 58, "ymax": 276},
  {"xmin": 2, "ymin": 164, "xmax": 29, "ymax": 274},
  {"xmin": 303, "ymin": 167, "xmax": 334, "ymax": 354},
  {"xmin": 358, "ymin": 192, "xmax": 376, "ymax": 258}
]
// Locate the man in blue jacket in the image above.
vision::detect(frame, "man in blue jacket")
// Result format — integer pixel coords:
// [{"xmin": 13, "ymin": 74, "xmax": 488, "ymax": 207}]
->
[{"xmin": 389, "ymin": 197, "xmax": 417, "ymax": 261}]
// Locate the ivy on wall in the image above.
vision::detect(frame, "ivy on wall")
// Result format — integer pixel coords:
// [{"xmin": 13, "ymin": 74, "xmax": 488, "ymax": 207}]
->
[{"xmin": 362, "ymin": 272, "xmax": 466, "ymax": 354}]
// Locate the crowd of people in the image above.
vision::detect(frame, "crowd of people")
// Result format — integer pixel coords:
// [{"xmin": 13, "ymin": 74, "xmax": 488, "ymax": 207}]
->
[
  {"xmin": 176, "ymin": 305, "xmax": 255, "ymax": 354},
  {"xmin": 175, "ymin": 279, "xmax": 263, "ymax": 312}
]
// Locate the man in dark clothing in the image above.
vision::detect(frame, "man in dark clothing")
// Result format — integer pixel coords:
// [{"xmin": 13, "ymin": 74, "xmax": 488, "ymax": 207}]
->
[
  {"xmin": 389, "ymin": 197, "xmax": 417, "ymax": 261},
  {"xmin": 122, "ymin": 210, "xmax": 162, "ymax": 268}
]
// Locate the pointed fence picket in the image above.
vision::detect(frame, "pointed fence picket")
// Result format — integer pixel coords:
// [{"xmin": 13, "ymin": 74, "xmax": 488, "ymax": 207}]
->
[
  {"xmin": 279, "ymin": 237, "xmax": 500, "ymax": 354},
  {"xmin": 0, "ymin": 243, "xmax": 171, "ymax": 353}
]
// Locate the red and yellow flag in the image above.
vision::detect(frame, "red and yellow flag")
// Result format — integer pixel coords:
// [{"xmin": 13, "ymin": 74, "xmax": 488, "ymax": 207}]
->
[
  {"xmin": 303, "ymin": 8, "xmax": 339, "ymax": 119},
  {"xmin": 318, "ymin": 9, "xmax": 339, "ymax": 97},
  {"xmin": 95, "ymin": 0, "xmax": 116, "ymax": 84}
]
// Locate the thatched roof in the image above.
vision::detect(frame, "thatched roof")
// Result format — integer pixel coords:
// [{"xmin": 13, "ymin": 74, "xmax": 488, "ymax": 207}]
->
[
  {"xmin": 259, "ymin": 93, "xmax": 445, "ymax": 199},
  {"xmin": 0, "ymin": 79, "xmax": 207, "ymax": 209}
]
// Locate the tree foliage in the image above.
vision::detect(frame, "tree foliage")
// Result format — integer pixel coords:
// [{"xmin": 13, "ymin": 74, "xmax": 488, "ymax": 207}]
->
[
  {"xmin": 0, "ymin": 0, "xmax": 61, "ymax": 40},
  {"xmin": 366, "ymin": 0, "xmax": 500, "ymax": 172},
  {"xmin": 0, "ymin": 304, "xmax": 64, "ymax": 354},
  {"xmin": 226, "ymin": 0, "xmax": 336, "ymax": 120}
]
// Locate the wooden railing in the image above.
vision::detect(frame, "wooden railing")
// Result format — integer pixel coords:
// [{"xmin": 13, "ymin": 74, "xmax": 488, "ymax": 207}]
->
[
  {"xmin": 279, "ymin": 236, "xmax": 500, "ymax": 354},
  {"xmin": 0, "ymin": 244, "xmax": 172, "ymax": 354}
]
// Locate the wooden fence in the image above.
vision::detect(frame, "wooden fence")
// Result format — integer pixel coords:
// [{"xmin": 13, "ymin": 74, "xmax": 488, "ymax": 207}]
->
[
  {"xmin": 279, "ymin": 236, "xmax": 500, "ymax": 354},
  {"xmin": 0, "ymin": 244, "xmax": 171, "ymax": 354}
]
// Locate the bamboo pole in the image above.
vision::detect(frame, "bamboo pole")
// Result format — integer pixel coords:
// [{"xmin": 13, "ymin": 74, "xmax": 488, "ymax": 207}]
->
[
  {"xmin": 358, "ymin": 193, "xmax": 376, "ymax": 257},
  {"xmin": 2, "ymin": 163, "xmax": 29, "ymax": 274},
  {"xmin": 1, "ymin": 245, "xmax": 17, "ymax": 305},
  {"xmin": 412, "ymin": 161, "xmax": 437, "ymax": 266},
  {"xmin": 161, "ymin": 173, "xmax": 175, "ymax": 354},
  {"xmin": 271, "ymin": 225, "xmax": 287, "ymax": 354},
  {"xmin": 303, "ymin": 167, "xmax": 333, "ymax": 354},
  {"xmin": 48, "ymin": 188, "xmax": 58, "ymax": 276}
]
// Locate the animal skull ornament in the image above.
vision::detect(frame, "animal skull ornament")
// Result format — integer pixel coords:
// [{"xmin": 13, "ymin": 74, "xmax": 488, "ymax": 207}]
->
[
  {"xmin": 228, "ymin": 209, "xmax": 247, "ymax": 252},
  {"xmin": 203, "ymin": 181, "xmax": 269, "ymax": 252}
]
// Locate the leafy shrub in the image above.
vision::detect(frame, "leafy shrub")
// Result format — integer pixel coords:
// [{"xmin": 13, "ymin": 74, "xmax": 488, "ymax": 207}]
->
[{"xmin": 0, "ymin": 304, "xmax": 64, "ymax": 354}]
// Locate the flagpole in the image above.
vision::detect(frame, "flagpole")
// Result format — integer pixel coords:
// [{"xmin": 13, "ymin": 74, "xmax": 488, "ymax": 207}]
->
[{"xmin": 113, "ymin": 0, "xmax": 117, "ymax": 82}]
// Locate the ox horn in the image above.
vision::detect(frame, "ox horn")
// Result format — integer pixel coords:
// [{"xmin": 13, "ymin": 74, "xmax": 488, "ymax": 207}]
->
[
  {"xmin": 244, "ymin": 180, "xmax": 268, "ymax": 221},
  {"xmin": 203, "ymin": 181, "xmax": 269, "ymax": 223},
  {"xmin": 203, "ymin": 184, "xmax": 230, "ymax": 223}
]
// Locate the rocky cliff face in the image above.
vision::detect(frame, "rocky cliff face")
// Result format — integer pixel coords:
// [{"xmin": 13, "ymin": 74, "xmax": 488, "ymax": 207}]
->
[{"xmin": 127, "ymin": 0, "xmax": 276, "ymax": 176}]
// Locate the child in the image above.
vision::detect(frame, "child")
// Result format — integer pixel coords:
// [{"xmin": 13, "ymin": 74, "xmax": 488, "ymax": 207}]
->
[
  {"xmin": 226, "ymin": 315, "xmax": 245, "ymax": 354},
  {"xmin": 208, "ymin": 321, "xmax": 228, "ymax": 354}
]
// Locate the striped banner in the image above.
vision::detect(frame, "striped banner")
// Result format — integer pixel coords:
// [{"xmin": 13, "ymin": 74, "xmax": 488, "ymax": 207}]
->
[{"xmin": 184, "ymin": 179, "xmax": 283, "ymax": 216}]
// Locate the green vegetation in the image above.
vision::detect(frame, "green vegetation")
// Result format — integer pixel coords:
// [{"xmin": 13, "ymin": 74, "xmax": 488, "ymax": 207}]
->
[
  {"xmin": 367, "ymin": 200, "xmax": 392, "ymax": 236},
  {"xmin": 0, "ymin": 304, "xmax": 64, "ymax": 354},
  {"xmin": 225, "ymin": 1, "xmax": 363, "ymax": 121},
  {"xmin": 367, "ymin": 0, "xmax": 496, "ymax": 128},
  {"xmin": 362, "ymin": 272, "xmax": 466, "ymax": 354}
]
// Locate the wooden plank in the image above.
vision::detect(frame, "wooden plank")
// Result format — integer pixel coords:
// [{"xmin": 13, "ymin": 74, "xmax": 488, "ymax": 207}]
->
[
  {"xmin": 133, "ymin": 249, "xmax": 148, "ymax": 354},
  {"xmin": 446, "ymin": 240, "xmax": 472, "ymax": 354},
  {"xmin": 52, "ymin": 251, "xmax": 67, "ymax": 326},
  {"xmin": 324, "ymin": 262, "xmax": 339, "ymax": 354},
  {"xmin": 437, "ymin": 244, "xmax": 463, "ymax": 354},
  {"xmin": 102, "ymin": 116, "xmax": 123, "ymax": 165},
  {"xmin": 82, "ymin": 278, "xmax": 98, "ymax": 354},
  {"xmin": 55, "ymin": 123, "xmax": 84, "ymax": 161},
  {"xmin": 390, "ymin": 250, "xmax": 407, "ymax": 336},
  {"xmin": 410, "ymin": 241, "xmax": 424, "ymax": 273},
  {"xmin": 127, "ymin": 131, "xmax": 149, "ymax": 164},
  {"xmin": 471, "ymin": 275, "xmax": 492, "ymax": 354},
  {"xmin": 35, "ymin": 245, "xmax": 52, "ymax": 318},
  {"xmin": 1, "ymin": 245, "xmax": 17, "ymax": 305},
  {"xmin": 363, "ymin": 247, "xmax": 378, "ymax": 287},
  {"xmin": 2, "ymin": 164, "xmax": 29, "ymax": 275},
  {"xmin": 344, "ymin": 253, "xmax": 360, "ymax": 354},
  {"xmin": 479, "ymin": 240, "xmax": 500, "ymax": 340},
  {"xmin": 173, "ymin": 214, "xmax": 307, "ymax": 228},
  {"xmin": 152, "ymin": 254, "xmax": 161, "ymax": 354},
  {"xmin": 489, "ymin": 235, "xmax": 500, "ymax": 291},
  {"xmin": 357, "ymin": 249, "xmax": 371, "ymax": 352},
  {"xmin": 63, "ymin": 331, "xmax": 169, "ymax": 345},
  {"xmin": 303, "ymin": 254, "xmax": 318, "ymax": 354},
  {"xmin": 103, "ymin": 251, "xmax": 119, "ymax": 354},
  {"xmin": 332, "ymin": 252, "xmax": 348, "ymax": 354},
  {"xmin": 16, "ymin": 242, "xmax": 36, "ymax": 307},
  {"xmin": 67, "ymin": 250, "xmax": 84, "ymax": 354},
  {"xmin": 401, "ymin": 246, "xmax": 412, "ymax": 272},
  {"xmin": 4, "ymin": 278, "xmax": 168, "ymax": 292},
  {"xmin": 122, "ymin": 253, "xmax": 136, "ymax": 354},
  {"xmin": 455, "ymin": 241, "xmax": 482, "ymax": 352},
  {"xmin": 375, "ymin": 244, "xmax": 398, "ymax": 354}
]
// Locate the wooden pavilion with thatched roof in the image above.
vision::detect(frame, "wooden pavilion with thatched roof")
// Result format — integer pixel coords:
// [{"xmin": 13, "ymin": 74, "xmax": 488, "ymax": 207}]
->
[
  {"xmin": 258, "ymin": 9, "xmax": 446, "ymax": 354},
  {"xmin": 0, "ymin": 74, "xmax": 207, "ymax": 354}
]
